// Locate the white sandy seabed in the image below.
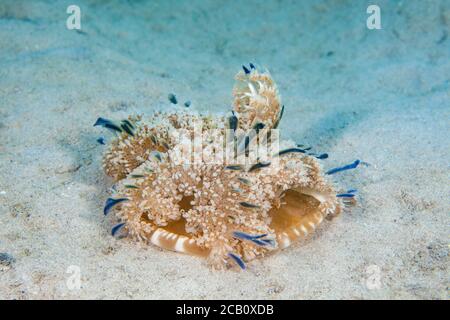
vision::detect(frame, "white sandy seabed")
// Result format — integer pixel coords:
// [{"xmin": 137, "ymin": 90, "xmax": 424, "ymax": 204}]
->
[{"xmin": 0, "ymin": 0, "xmax": 448, "ymax": 299}]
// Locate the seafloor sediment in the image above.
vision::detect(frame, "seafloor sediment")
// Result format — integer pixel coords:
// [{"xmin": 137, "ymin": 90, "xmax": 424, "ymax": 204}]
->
[{"xmin": 0, "ymin": 0, "xmax": 448, "ymax": 299}]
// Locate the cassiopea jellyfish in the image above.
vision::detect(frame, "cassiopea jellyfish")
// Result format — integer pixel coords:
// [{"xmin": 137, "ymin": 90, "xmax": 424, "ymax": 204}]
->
[{"xmin": 94, "ymin": 64, "xmax": 360, "ymax": 270}]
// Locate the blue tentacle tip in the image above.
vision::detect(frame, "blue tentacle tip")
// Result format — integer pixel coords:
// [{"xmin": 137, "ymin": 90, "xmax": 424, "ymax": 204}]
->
[
  {"xmin": 94, "ymin": 117, "xmax": 110, "ymax": 127},
  {"xmin": 232, "ymin": 231, "xmax": 267, "ymax": 241},
  {"xmin": 250, "ymin": 239, "xmax": 274, "ymax": 246},
  {"xmin": 228, "ymin": 253, "xmax": 246, "ymax": 270},
  {"xmin": 94, "ymin": 117, "xmax": 122, "ymax": 132},
  {"xmin": 232, "ymin": 231, "xmax": 274, "ymax": 247},
  {"xmin": 316, "ymin": 153, "xmax": 328, "ymax": 159},
  {"xmin": 104, "ymin": 198, "xmax": 128, "ymax": 216},
  {"xmin": 111, "ymin": 223, "xmax": 126, "ymax": 237},
  {"xmin": 336, "ymin": 193, "xmax": 355, "ymax": 198},
  {"xmin": 326, "ymin": 159, "xmax": 360, "ymax": 175}
]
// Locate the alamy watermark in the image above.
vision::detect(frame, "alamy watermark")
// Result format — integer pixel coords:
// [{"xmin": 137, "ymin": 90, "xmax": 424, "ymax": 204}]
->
[
  {"xmin": 66, "ymin": 265, "xmax": 81, "ymax": 290},
  {"xmin": 66, "ymin": 5, "xmax": 81, "ymax": 30},
  {"xmin": 367, "ymin": 5, "xmax": 382, "ymax": 30},
  {"xmin": 364, "ymin": 264, "xmax": 382, "ymax": 290},
  {"xmin": 66, "ymin": 4, "xmax": 382, "ymax": 32}
]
